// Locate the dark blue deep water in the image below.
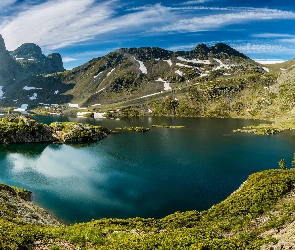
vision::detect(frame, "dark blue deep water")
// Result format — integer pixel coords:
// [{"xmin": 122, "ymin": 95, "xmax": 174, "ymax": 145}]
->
[{"xmin": 0, "ymin": 116, "xmax": 295, "ymax": 224}]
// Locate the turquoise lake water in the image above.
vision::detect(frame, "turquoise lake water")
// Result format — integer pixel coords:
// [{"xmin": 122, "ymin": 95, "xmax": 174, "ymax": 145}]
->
[{"xmin": 0, "ymin": 116, "xmax": 295, "ymax": 224}]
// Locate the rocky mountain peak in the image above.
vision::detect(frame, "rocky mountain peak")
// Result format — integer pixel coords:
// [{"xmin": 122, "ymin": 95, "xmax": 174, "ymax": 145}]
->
[
  {"xmin": 210, "ymin": 43, "xmax": 248, "ymax": 59},
  {"xmin": 45, "ymin": 53, "xmax": 64, "ymax": 73},
  {"xmin": 9, "ymin": 41, "xmax": 65, "ymax": 74},
  {"xmin": 194, "ymin": 43, "xmax": 210, "ymax": 53},
  {"xmin": 11, "ymin": 43, "xmax": 43, "ymax": 60}
]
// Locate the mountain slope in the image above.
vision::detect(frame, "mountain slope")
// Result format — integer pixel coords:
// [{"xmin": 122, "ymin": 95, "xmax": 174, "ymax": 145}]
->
[
  {"xmin": 1, "ymin": 33, "xmax": 294, "ymax": 122},
  {"xmin": 60, "ymin": 43, "xmax": 263, "ymax": 108}
]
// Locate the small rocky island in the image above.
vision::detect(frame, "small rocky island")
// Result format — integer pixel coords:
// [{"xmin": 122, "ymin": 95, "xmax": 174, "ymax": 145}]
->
[{"xmin": 0, "ymin": 115, "xmax": 110, "ymax": 144}]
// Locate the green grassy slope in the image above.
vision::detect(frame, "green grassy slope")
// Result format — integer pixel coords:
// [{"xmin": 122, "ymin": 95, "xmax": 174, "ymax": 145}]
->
[
  {"xmin": 99, "ymin": 58, "xmax": 295, "ymax": 124},
  {"xmin": 2, "ymin": 169, "xmax": 295, "ymax": 249}
]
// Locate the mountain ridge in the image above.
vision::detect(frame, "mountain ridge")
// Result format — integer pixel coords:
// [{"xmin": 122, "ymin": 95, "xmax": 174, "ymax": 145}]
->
[
  {"xmin": 59, "ymin": 42, "xmax": 263, "ymax": 109},
  {"xmin": 1, "ymin": 34, "xmax": 295, "ymax": 123}
]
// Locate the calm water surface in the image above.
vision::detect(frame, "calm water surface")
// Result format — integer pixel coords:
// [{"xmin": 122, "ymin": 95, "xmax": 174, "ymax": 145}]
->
[{"xmin": 0, "ymin": 116, "xmax": 294, "ymax": 224}]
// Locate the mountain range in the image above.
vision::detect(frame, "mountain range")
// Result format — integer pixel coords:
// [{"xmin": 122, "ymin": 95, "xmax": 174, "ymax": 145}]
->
[{"xmin": 0, "ymin": 34, "xmax": 294, "ymax": 121}]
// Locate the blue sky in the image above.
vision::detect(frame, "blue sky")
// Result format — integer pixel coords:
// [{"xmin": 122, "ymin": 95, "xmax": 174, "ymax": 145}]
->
[{"xmin": 1, "ymin": 0, "xmax": 295, "ymax": 69}]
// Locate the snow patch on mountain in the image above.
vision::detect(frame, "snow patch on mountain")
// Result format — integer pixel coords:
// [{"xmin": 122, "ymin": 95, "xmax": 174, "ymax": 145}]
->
[
  {"xmin": 176, "ymin": 63, "xmax": 194, "ymax": 69},
  {"xmin": 23, "ymin": 86, "xmax": 42, "ymax": 90},
  {"xmin": 29, "ymin": 93, "xmax": 37, "ymax": 100},
  {"xmin": 107, "ymin": 68, "xmax": 115, "ymax": 77},
  {"xmin": 156, "ymin": 78, "xmax": 172, "ymax": 91},
  {"xmin": 0, "ymin": 86, "xmax": 3, "ymax": 98},
  {"xmin": 213, "ymin": 58, "xmax": 230, "ymax": 70},
  {"xmin": 163, "ymin": 59, "xmax": 173, "ymax": 66},
  {"xmin": 177, "ymin": 56, "xmax": 210, "ymax": 64},
  {"xmin": 94, "ymin": 72, "xmax": 103, "ymax": 78},
  {"xmin": 175, "ymin": 70, "xmax": 183, "ymax": 77},
  {"xmin": 134, "ymin": 57, "xmax": 147, "ymax": 74},
  {"xmin": 14, "ymin": 104, "xmax": 28, "ymax": 112},
  {"xmin": 94, "ymin": 88, "xmax": 105, "ymax": 94}
]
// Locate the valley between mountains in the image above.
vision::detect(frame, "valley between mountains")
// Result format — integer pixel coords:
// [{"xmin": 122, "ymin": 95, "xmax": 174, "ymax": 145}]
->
[{"xmin": 2, "ymin": 34, "xmax": 295, "ymax": 249}]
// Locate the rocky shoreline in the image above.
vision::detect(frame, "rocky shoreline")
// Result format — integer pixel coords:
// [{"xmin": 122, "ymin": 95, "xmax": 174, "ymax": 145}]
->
[
  {"xmin": 0, "ymin": 183, "xmax": 60, "ymax": 226},
  {"xmin": 233, "ymin": 117, "xmax": 295, "ymax": 135}
]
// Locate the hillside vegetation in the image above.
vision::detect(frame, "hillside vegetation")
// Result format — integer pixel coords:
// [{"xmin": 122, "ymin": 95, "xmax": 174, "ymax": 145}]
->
[{"xmin": 1, "ymin": 169, "xmax": 295, "ymax": 249}]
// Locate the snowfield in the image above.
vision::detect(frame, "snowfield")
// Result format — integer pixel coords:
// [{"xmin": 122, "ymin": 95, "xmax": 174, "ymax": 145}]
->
[{"xmin": 134, "ymin": 57, "xmax": 147, "ymax": 74}]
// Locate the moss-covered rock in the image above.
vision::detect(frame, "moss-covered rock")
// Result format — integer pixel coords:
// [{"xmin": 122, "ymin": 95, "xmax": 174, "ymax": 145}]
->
[
  {"xmin": 49, "ymin": 121, "xmax": 110, "ymax": 142},
  {"xmin": 0, "ymin": 115, "xmax": 56, "ymax": 144},
  {"xmin": 0, "ymin": 115, "xmax": 110, "ymax": 144}
]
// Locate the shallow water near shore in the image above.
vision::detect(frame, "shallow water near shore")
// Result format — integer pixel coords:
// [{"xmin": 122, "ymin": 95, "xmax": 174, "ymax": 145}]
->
[{"xmin": 0, "ymin": 116, "xmax": 294, "ymax": 224}]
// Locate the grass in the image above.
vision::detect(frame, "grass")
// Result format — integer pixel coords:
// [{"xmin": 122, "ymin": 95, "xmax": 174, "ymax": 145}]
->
[{"xmin": 2, "ymin": 169, "xmax": 295, "ymax": 249}]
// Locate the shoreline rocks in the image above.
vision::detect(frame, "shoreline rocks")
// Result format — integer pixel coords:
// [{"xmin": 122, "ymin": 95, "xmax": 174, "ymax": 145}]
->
[{"xmin": 0, "ymin": 183, "xmax": 60, "ymax": 226}]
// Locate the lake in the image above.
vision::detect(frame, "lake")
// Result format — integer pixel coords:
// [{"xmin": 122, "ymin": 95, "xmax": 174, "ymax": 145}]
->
[{"xmin": 0, "ymin": 116, "xmax": 294, "ymax": 224}]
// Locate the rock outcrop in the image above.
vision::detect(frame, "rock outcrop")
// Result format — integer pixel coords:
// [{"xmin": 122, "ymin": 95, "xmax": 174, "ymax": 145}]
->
[
  {"xmin": 0, "ymin": 115, "xmax": 110, "ymax": 144},
  {"xmin": 50, "ymin": 121, "xmax": 110, "ymax": 142},
  {"xmin": 0, "ymin": 115, "xmax": 56, "ymax": 144}
]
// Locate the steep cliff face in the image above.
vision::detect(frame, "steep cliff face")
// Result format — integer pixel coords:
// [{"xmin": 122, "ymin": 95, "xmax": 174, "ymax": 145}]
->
[{"xmin": 0, "ymin": 34, "xmax": 18, "ymax": 85}]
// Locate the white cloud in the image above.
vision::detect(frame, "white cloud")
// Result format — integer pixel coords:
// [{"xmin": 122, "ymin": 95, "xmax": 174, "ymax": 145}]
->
[
  {"xmin": 0, "ymin": 1, "xmax": 170, "ymax": 51},
  {"xmin": 279, "ymin": 38, "xmax": 295, "ymax": 43},
  {"xmin": 178, "ymin": 0, "xmax": 215, "ymax": 5},
  {"xmin": 252, "ymin": 33, "xmax": 295, "ymax": 38},
  {"xmin": 231, "ymin": 43, "xmax": 295, "ymax": 55},
  {"xmin": 166, "ymin": 44, "xmax": 196, "ymax": 51},
  {"xmin": 154, "ymin": 8, "xmax": 295, "ymax": 33},
  {"xmin": 1, "ymin": 0, "xmax": 120, "ymax": 50},
  {"xmin": 62, "ymin": 57, "xmax": 77, "ymax": 63},
  {"xmin": 254, "ymin": 59, "xmax": 286, "ymax": 64}
]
